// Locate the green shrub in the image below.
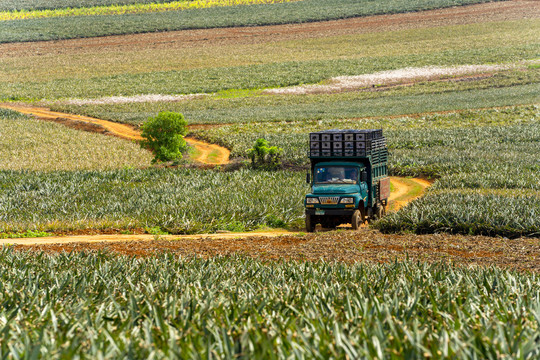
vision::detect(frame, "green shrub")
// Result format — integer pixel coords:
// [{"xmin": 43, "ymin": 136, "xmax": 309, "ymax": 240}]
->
[
  {"xmin": 247, "ymin": 138, "xmax": 283, "ymax": 170},
  {"xmin": 140, "ymin": 111, "xmax": 188, "ymax": 163}
]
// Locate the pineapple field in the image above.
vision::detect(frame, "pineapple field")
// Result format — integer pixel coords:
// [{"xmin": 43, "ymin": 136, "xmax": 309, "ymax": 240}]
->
[{"xmin": 0, "ymin": 0, "xmax": 539, "ymax": 357}]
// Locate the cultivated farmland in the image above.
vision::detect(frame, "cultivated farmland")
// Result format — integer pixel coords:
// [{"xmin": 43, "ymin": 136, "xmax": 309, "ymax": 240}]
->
[
  {"xmin": 0, "ymin": 108, "xmax": 151, "ymax": 171},
  {"xmin": 0, "ymin": 0, "xmax": 537, "ymax": 237},
  {"xmin": 0, "ymin": 0, "xmax": 507, "ymax": 42},
  {"xmin": 1, "ymin": 250, "xmax": 540, "ymax": 358},
  {"xmin": 1, "ymin": 1, "xmax": 540, "ymax": 357}
]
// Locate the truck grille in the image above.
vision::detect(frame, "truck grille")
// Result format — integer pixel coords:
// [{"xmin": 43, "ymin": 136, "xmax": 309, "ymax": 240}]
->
[{"xmin": 319, "ymin": 197, "xmax": 340, "ymax": 205}]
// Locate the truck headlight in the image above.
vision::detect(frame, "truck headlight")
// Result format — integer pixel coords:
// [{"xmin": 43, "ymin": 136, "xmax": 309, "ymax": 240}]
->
[
  {"xmin": 306, "ymin": 197, "xmax": 319, "ymax": 204},
  {"xmin": 340, "ymin": 197, "xmax": 354, "ymax": 204}
]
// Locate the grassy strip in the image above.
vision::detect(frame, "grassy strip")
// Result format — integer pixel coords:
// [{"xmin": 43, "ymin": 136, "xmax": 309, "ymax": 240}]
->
[
  {"xmin": 0, "ymin": 0, "xmax": 294, "ymax": 21},
  {"xmin": 0, "ymin": 0, "xmax": 505, "ymax": 43},
  {"xmin": 2, "ymin": 253, "xmax": 539, "ymax": 358},
  {"xmin": 0, "ymin": 230, "xmax": 50, "ymax": 239},
  {"xmin": 0, "ymin": 111, "xmax": 152, "ymax": 171}
]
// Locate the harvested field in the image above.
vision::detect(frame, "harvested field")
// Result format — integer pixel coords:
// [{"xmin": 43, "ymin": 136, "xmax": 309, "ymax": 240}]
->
[{"xmin": 13, "ymin": 229, "xmax": 540, "ymax": 273}]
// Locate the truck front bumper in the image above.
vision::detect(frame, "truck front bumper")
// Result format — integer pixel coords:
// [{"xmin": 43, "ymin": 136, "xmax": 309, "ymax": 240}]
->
[{"xmin": 305, "ymin": 208, "xmax": 355, "ymax": 216}]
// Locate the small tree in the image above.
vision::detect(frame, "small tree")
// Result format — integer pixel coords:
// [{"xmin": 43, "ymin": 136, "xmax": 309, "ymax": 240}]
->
[
  {"xmin": 140, "ymin": 111, "xmax": 188, "ymax": 164},
  {"xmin": 247, "ymin": 138, "xmax": 283, "ymax": 170}
]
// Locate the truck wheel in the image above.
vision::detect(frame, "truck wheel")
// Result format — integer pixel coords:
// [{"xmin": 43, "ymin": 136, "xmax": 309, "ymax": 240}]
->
[
  {"xmin": 351, "ymin": 210, "xmax": 363, "ymax": 230},
  {"xmin": 305, "ymin": 214, "xmax": 316, "ymax": 232}
]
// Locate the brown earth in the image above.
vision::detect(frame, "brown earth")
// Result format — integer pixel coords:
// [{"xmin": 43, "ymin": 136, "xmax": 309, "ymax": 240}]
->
[
  {"xmin": 11, "ymin": 229, "xmax": 540, "ymax": 273},
  {"xmin": 0, "ymin": 1, "xmax": 537, "ymax": 57},
  {"xmin": 0, "ymin": 103, "xmax": 231, "ymax": 165},
  {"xmin": 389, "ymin": 177, "xmax": 432, "ymax": 212}
]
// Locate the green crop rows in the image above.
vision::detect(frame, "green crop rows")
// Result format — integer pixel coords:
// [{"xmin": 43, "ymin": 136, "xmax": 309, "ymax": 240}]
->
[
  {"xmin": 2, "ymin": 106, "xmax": 538, "ymax": 237},
  {"xmin": 8, "ymin": 41, "xmax": 539, "ymax": 101},
  {"xmin": 0, "ymin": 168, "xmax": 307, "ymax": 234},
  {"xmin": 0, "ymin": 0, "xmax": 503, "ymax": 43},
  {"xmin": 52, "ymin": 69, "xmax": 540, "ymax": 125},
  {"xmin": 193, "ymin": 106, "xmax": 540, "ymax": 168},
  {"xmin": 0, "ymin": 110, "xmax": 151, "ymax": 171},
  {"xmin": 193, "ymin": 106, "xmax": 540, "ymax": 237},
  {"xmin": 1, "ymin": 251, "xmax": 540, "ymax": 359},
  {"xmin": 0, "ymin": 0, "xmax": 182, "ymax": 12}
]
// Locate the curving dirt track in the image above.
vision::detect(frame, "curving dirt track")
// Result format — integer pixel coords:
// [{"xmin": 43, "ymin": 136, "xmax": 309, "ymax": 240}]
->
[
  {"xmin": 0, "ymin": 103, "xmax": 230, "ymax": 165},
  {"xmin": 388, "ymin": 177, "xmax": 432, "ymax": 212}
]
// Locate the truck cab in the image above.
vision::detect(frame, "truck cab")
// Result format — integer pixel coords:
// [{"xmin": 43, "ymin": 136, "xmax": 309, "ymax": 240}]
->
[{"xmin": 304, "ymin": 129, "xmax": 389, "ymax": 232}]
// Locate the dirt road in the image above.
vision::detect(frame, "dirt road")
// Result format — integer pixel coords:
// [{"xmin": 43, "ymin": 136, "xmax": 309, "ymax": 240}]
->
[
  {"xmin": 389, "ymin": 177, "xmax": 432, "ymax": 211},
  {"xmin": 0, "ymin": 231, "xmax": 292, "ymax": 246},
  {"xmin": 0, "ymin": 103, "xmax": 230, "ymax": 165},
  {"xmin": 11, "ymin": 230, "xmax": 540, "ymax": 273}
]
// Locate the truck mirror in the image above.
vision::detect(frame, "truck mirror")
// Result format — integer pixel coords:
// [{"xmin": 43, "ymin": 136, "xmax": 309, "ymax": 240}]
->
[
  {"xmin": 306, "ymin": 172, "xmax": 311, "ymax": 184},
  {"xmin": 361, "ymin": 171, "xmax": 367, "ymax": 183}
]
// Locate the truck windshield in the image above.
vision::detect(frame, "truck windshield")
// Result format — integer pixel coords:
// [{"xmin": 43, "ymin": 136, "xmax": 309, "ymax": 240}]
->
[{"xmin": 314, "ymin": 166, "xmax": 358, "ymax": 184}]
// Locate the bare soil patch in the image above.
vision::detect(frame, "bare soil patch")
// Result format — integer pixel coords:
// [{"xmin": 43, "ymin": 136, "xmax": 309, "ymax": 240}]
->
[
  {"xmin": 13, "ymin": 229, "xmax": 540, "ymax": 273},
  {"xmin": 388, "ymin": 177, "xmax": 432, "ymax": 212},
  {"xmin": 0, "ymin": 1, "xmax": 537, "ymax": 57}
]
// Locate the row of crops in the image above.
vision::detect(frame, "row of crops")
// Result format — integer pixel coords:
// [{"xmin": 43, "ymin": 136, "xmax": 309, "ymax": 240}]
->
[
  {"xmin": 0, "ymin": 167, "xmax": 307, "ymax": 234},
  {"xmin": 0, "ymin": 0, "xmax": 505, "ymax": 43},
  {"xmin": 0, "ymin": 0, "xmax": 292, "ymax": 21},
  {"xmin": 0, "ymin": 0, "xmax": 189, "ymax": 11},
  {"xmin": 0, "ymin": 106, "xmax": 538, "ymax": 237},
  {"xmin": 193, "ymin": 106, "xmax": 540, "ymax": 237},
  {"xmin": 194, "ymin": 106, "xmax": 539, "ymax": 168},
  {"xmin": 1, "ymin": 249, "xmax": 539, "ymax": 358}
]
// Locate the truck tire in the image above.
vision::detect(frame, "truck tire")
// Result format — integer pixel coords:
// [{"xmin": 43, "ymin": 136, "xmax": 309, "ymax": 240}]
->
[
  {"xmin": 305, "ymin": 214, "xmax": 316, "ymax": 232},
  {"xmin": 351, "ymin": 210, "xmax": 363, "ymax": 230}
]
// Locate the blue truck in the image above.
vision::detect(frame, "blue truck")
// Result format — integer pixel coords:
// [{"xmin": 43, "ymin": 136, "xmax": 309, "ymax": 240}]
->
[{"xmin": 304, "ymin": 129, "xmax": 390, "ymax": 232}]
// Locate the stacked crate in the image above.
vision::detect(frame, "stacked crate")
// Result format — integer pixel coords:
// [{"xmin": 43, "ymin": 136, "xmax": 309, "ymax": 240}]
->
[{"xmin": 308, "ymin": 129, "xmax": 387, "ymax": 162}]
